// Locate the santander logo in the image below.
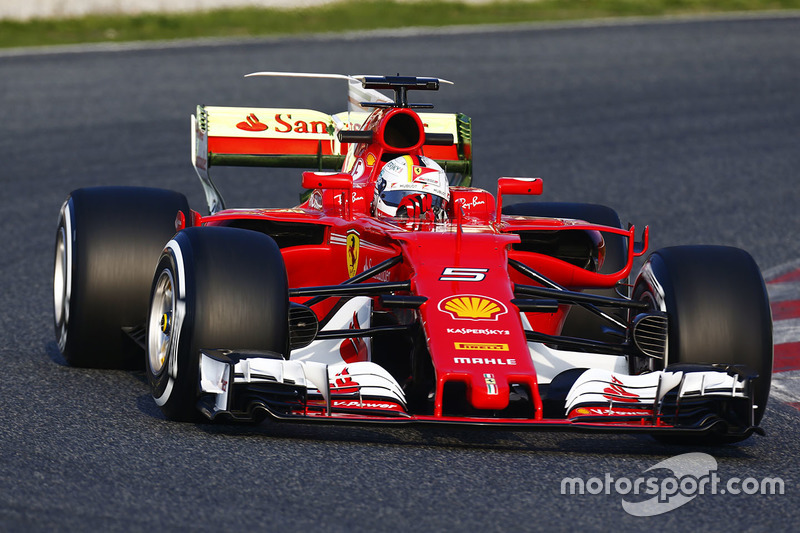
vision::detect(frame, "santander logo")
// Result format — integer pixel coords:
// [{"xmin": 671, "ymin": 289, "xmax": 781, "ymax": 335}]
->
[{"xmin": 236, "ymin": 113, "xmax": 268, "ymax": 132}]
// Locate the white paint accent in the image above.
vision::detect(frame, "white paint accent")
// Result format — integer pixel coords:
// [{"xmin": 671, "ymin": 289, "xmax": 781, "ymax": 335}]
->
[
  {"xmin": 564, "ymin": 369, "xmax": 745, "ymax": 414},
  {"xmin": 199, "ymin": 353, "xmax": 232, "ymax": 412},
  {"xmin": 527, "ymin": 342, "xmax": 627, "ymax": 385},
  {"xmin": 198, "ymin": 354, "xmax": 408, "ymax": 415},
  {"xmin": 290, "ymin": 296, "xmax": 372, "ymax": 365},
  {"xmin": 302, "ymin": 361, "xmax": 330, "ymax": 413},
  {"xmin": 518, "ymin": 312, "xmax": 627, "ymax": 384},
  {"xmin": 327, "ymin": 361, "xmax": 407, "ymax": 406}
]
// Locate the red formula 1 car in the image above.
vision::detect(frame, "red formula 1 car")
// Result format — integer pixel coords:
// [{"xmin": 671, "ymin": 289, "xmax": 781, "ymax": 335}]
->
[{"xmin": 53, "ymin": 74, "xmax": 773, "ymax": 443}]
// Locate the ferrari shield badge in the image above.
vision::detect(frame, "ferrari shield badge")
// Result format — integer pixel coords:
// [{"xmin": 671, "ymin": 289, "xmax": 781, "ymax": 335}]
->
[{"xmin": 346, "ymin": 230, "xmax": 360, "ymax": 278}]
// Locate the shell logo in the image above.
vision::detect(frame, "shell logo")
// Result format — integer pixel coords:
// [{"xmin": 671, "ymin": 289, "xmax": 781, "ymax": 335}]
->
[{"xmin": 438, "ymin": 295, "xmax": 508, "ymax": 321}]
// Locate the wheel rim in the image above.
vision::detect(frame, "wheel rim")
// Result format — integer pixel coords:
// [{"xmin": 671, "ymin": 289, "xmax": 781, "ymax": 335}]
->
[
  {"xmin": 148, "ymin": 269, "xmax": 175, "ymax": 375},
  {"xmin": 53, "ymin": 227, "xmax": 67, "ymax": 325},
  {"xmin": 54, "ymin": 223, "xmax": 71, "ymax": 350}
]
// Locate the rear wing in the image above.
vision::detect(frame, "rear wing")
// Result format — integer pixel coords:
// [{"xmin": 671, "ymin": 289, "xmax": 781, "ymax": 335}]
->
[{"xmin": 191, "ymin": 106, "xmax": 472, "ymax": 214}]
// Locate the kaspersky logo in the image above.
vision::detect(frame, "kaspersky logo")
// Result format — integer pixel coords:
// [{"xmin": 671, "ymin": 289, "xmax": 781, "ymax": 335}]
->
[{"xmin": 438, "ymin": 295, "xmax": 508, "ymax": 321}]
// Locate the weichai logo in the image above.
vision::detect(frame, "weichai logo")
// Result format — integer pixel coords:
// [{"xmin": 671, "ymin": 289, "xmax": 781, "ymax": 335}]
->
[{"xmin": 438, "ymin": 295, "xmax": 508, "ymax": 321}]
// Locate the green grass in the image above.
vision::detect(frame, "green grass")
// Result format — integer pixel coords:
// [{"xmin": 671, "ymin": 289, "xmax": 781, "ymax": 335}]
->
[{"xmin": 1, "ymin": 0, "xmax": 798, "ymax": 49}]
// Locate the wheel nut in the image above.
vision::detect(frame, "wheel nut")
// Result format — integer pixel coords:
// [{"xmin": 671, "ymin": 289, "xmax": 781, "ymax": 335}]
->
[{"xmin": 160, "ymin": 313, "xmax": 171, "ymax": 333}]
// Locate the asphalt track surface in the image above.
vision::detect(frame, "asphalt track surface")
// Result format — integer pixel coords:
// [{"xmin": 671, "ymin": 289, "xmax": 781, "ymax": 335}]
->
[{"xmin": 2, "ymin": 14, "xmax": 799, "ymax": 532}]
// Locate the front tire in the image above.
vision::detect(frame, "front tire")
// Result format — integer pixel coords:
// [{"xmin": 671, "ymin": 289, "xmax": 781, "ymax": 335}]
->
[
  {"xmin": 633, "ymin": 246, "xmax": 773, "ymax": 431},
  {"xmin": 146, "ymin": 226, "xmax": 290, "ymax": 422}
]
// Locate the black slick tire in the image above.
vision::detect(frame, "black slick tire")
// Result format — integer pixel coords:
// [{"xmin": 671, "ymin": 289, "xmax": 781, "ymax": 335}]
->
[
  {"xmin": 146, "ymin": 226, "xmax": 290, "ymax": 422},
  {"xmin": 633, "ymin": 245, "xmax": 773, "ymax": 436},
  {"xmin": 54, "ymin": 186, "xmax": 190, "ymax": 368}
]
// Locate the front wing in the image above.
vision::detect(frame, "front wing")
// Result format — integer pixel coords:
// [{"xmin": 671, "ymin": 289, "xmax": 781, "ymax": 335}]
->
[{"xmin": 196, "ymin": 349, "xmax": 762, "ymax": 439}]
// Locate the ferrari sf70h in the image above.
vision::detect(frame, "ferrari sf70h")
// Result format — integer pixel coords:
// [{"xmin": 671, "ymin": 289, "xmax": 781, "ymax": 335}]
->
[{"xmin": 53, "ymin": 73, "xmax": 773, "ymax": 443}]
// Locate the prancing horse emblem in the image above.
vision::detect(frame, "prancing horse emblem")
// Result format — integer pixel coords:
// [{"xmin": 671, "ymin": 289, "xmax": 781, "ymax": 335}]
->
[{"xmin": 346, "ymin": 231, "xmax": 360, "ymax": 278}]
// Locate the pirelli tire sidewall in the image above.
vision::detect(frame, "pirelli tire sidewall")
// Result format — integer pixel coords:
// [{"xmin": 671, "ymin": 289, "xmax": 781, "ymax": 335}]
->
[
  {"xmin": 147, "ymin": 239, "xmax": 198, "ymax": 422},
  {"xmin": 633, "ymin": 245, "xmax": 773, "ymax": 426}
]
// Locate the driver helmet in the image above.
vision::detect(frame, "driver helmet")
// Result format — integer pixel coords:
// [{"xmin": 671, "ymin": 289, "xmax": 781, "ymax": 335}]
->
[{"xmin": 374, "ymin": 155, "xmax": 449, "ymax": 220}]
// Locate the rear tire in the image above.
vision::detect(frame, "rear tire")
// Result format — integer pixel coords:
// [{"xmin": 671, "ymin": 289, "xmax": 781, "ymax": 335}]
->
[
  {"xmin": 146, "ymin": 226, "xmax": 290, "ymax": 422},
  {"xmin": 633, "ymin": 246, "xmax": 773, "ymax": 437},
  {"xmin": 54, "ymin": 187, "xmax": 190, "ymax": 368},
  {"xmin": 502, "ymin": 202, "xmax": 627, "ymax": 340}
]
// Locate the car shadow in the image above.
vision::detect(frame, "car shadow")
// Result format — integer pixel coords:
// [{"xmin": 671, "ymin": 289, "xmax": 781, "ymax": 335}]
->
[{"xmin": 173, "ymin": 401, "xmax": 761, "ymax": 459}]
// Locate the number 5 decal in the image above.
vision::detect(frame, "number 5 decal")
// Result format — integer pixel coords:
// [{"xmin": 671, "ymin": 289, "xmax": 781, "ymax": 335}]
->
[{"xmin": 440, "ymin": 267, "xmax": 488, "ymax": 282}]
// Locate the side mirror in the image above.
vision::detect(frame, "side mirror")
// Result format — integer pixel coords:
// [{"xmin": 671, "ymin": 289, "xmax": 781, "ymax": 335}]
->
[
  {"xmin": 633, "ymin": 225, "xmax": 649, "ymax": 257},
  {"xmin": 301, "ymin": 172, "xmax": 353, "ymax": 190},
  {"xmin": 302, "ymin": 172, "xmax": 355, "ymax": 219},
  {"xmin": 495, "ymin": 177, "xmax": 543, "ymax": 223}
]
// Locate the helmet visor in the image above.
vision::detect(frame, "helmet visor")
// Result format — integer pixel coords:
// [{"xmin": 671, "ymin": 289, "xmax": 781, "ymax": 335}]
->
[
  {"xmin": 378, "ymin": 190, "xmax": 447, "ymax": 221},
  {"xmin": 379, "ymin": 190, "xmax": 446, "ymax": 209}
]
